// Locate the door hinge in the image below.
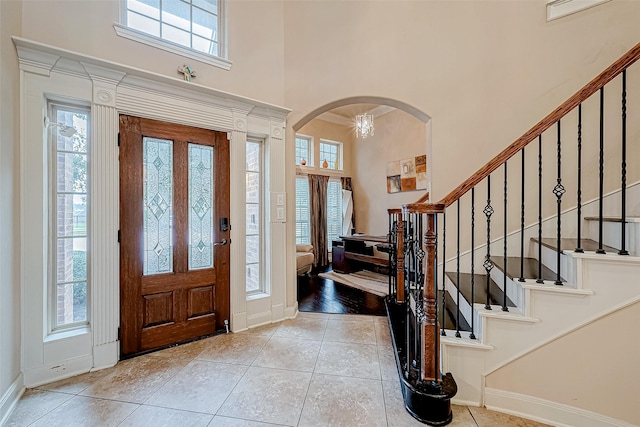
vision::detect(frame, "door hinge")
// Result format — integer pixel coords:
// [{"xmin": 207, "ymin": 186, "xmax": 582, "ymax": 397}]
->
[
  {"xmin": 117, "ymin": 327, "xmax": 121, "ymax": 340},
  {"xmin": 117, "ymin": 230, "xmax": 121, "ymax": 243},
  {"xmin": 117, "ymin": 133, "xmax": 120, "ymax": 147}
]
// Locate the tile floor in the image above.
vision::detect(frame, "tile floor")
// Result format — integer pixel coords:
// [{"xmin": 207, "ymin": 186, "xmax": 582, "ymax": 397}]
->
[{"xmin": 6, "ymin": 313, "xmax": 550, "ymax": 427}]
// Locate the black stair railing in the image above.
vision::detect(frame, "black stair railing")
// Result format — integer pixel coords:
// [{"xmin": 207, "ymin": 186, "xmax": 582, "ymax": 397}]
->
[{"xmin": 384, "ymin": 41, "xmax": 640, "ymax": 425}]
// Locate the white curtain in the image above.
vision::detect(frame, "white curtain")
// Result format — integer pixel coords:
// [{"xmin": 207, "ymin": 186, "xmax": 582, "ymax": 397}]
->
[{"xmin": 342, "ymin": 189, "xmax": 354, "ymax": 235}]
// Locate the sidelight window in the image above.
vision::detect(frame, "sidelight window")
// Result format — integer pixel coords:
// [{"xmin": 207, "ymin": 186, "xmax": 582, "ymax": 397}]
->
[
  {"xmin": 50, "ymin": 103, "xmax": 90, "ymax": 330},
  {"xmin": 246, "ymin": 138, "xmax": 264, "ymax": 294}
]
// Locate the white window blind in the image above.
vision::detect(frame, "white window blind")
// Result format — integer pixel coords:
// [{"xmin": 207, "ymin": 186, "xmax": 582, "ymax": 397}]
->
[
  {"xmin": 296, "ymin": 177, "xmax": 310, "ymax": 244},
  {"xmin": 327, "ymin": 180, "xmax": 342, "ymax": 249}
]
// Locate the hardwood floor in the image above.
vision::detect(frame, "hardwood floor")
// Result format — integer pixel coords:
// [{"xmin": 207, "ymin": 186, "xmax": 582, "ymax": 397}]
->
[{"xmin": 297, "ymin": 267, "xmax": 386, "ymax": 316}]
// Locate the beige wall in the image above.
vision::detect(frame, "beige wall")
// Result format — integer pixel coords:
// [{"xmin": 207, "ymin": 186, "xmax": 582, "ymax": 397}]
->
[
  {"xmin": 283, "ymin": 0, "xmax": 640, "ymax": 204},
  {"xmin": 0, "ymin": 0, "xmax": 22, "ymax": 409},
  {"xmin": 351, "ymin": 109, "xmax": 428, "ymax": 234},
  {"xmin": 486, "ymin": 301, "xmax": 640, "ymax": 425},
  {"xmin": 20, "ymin": 0, "xmax": 286, "ymax": 105},
  {"xmin": 297, "ymin": 118, "xmax": 354, "ymax": 177}
]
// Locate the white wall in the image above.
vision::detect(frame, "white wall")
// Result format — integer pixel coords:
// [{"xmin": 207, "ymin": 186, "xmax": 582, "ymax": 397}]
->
[
  {"xmin": 351, "ymin": 109, "xmax": 428, "ymax": 234},
  {"xmin": 0, "ymin": 0, "xmax": 23, "ymax": 421},
  {"xmin": 20, "ymin": 0, "xmax": 286, "ymax": 106},
  {"xmin": 486, "ymin": 301, "xmax": 640, "ymax": 426}
]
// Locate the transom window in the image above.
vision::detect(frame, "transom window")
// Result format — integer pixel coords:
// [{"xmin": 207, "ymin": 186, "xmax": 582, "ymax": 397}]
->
[
  {"xmin": 319, "ymin": 139, "xmax": 342, "ymax": 171},
  {"xmin": 116, "ymin": 0, "xmax": 230, "ymax": 69},
  {"xmin": 295, "ymin": 134, "xmax": 313, "ymax": 167},
  {"xmin": 50, "ymin": 103, "xmax": 90, "ymax": 331}
]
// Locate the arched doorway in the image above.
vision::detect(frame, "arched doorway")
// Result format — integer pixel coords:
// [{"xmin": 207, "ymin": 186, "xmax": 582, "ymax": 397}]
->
[{"xmin": 293, "ymin": 98, "xmax": 432, "ymax": 315}]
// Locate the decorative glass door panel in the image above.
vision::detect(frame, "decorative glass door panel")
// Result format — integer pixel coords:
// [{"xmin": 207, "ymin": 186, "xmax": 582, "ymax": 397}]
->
[
  {"xmin": 188, "ymin": 143, "xmax": 214, "ymax": 270},
  {"xmin": 119, "ymin": 115, "xmax": 230, "ymax": 356},
  {"xmin": 143, "ymin": 137, "xmax": 174, "ymax": 275}
]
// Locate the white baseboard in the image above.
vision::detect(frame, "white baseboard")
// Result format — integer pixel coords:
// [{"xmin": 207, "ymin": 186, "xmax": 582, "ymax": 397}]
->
[
  {"xmin": 247, "ymin": 311, "xmax": 273, "ymax": 328},
  {"xmin": 23, "ymin": 354, "xmax": 93, "ymax": 388},
  {"xmin": 231, "ymin": 311, "xmax": 247, "ymax": 332},
  {"xmin": 0, "ymin": 373, "xmax": 24, "ymax": 426},
  {"xmin": 484, "ymin": 388, "xmax": 637, "ymax": 427},
  {"xmin": 92, "ymin": 341, "xmax": 119, "ymax": 371},
  {"xmin": 284, "ymin": 303, "xmax": 298, "ymax": 319}
]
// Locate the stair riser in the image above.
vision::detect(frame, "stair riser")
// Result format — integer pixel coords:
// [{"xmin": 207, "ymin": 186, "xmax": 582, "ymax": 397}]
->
[
  {"xmin": 530, "ymin": 240, "xmax": 577, "ymax": 286},
  {"xmin": 489, "ymin": 268, "xmax": 525, "ymax": 310},
  {"xmin": 586, "ymin": 220, "xmax": 640, "ymax": 256}
]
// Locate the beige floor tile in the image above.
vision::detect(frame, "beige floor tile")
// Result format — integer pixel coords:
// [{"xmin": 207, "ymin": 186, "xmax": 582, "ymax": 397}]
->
[
  {"xmin": 469, "ymin": 406, "xmax": 552, "ymax": 426},
  {"xmin": 147, "ymin": 336, "xmax": 215, "ymax": 361},
  {"xmin": 296, "ymin": 311, "xmax": 332, "ymax": 320},
  {"xmin": 145, "ymin": 360, "xmax": 247, "ymax": 414},
  {"xmin": 328, "ymin": 313, "xmax": 377, "ymax": 322},
  {"xmin": 378, "ymin": 345, "xmax": 398, "ymax": 381},
  {"xmin": 207, "ymin": 416, "xmax": 281, "ymax": 426},
  {"xmin": 252, "ymin": 336, "xmax": 321, "ymax": 372},
  {"xmin": 80, "ymin": 355, "xmax": 187, "ymax": 403},
  {"xmin": 237, "ymin": 322, "xmax": 281, "ymax": 337},
  {"xmin": 272, "ymin": 317, "xmax": 328, "ymax": 341},
  {"xmin": 298, "ymin": 374, "xmax": 386, "ymax": 427},
  {"xmin": 375, "ymin": 320, "xmax": 393, "ymax": 345},
  {"xmin": 315, "ymin": 341, "xmax": 380, "ymax": 380},
  {"xmin": 196, "ymin": 333, "xmax": 270, "ymax": 365},
  {"xmin": 35, "ymin": 368, "xmax": 114, "ymax": 395},
  {"xmin": 4, "ymin": 389, "xmax": 73, "ymax": 427},
  {"xmin": 217, "ymin": 366, "xmax": 311, "ymax": 426},
  {"xmin": 323, "ymin": 319, "xmax": 377, "ymax": 344},
  {"xmin": 30, "ymin": 395, "xmax": 138, "ymax": 427},
  {"xmin": 119, "ymin": 404, "xmax": 213, "ymax": 426}
]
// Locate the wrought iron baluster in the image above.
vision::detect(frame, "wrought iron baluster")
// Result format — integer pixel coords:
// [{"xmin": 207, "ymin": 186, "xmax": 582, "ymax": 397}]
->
[
  {"xmin": 519, "ymin": 148, "xmax": 525, "ymax": 282},
  {"xmin": 503, "ymin": 162, "xmax": 509, "ymax": 311},
  {"xmin": 483, "ymin": 176, "xmax": 494, "ymax": 310},
  {"xmin": 441, "ymin": 212, "xmax": 447, "ymax": 336},
  {"xmin": 619, "ymin": 70, "xmax": 629, "ymax": 256},
  {"xmin": 597, "ymin": 87, "xmax": 606, "ymax": 254},
  {"xmin": 470, "ymin": 188, "xmax": 476, "ymax": 340},
  {"xmin": 553, "ymin": 120, "xmax": 565, "ymax": 286},
  {"xmin": 575, "ymin": 105, "xmax": 584, "ymax": 253},
  {"xmin": 537, "ymin": 135, "xmax": 544, "ymax": 284},
  {"xmin": 456, "ymin": 200, "xmax": 461, "ymax": 337}
]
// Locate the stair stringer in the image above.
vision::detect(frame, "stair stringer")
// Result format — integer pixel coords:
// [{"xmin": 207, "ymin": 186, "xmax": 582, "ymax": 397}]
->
[{"xmin": 441, "ymin": 253, "xmax": 640, "ymax": 409}]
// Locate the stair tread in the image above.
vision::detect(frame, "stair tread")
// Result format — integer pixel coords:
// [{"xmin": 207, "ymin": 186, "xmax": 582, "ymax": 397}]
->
[
  {"xmin": 533, "ymin": 237, "xmax": 617, "ymax": 253},
  {"xmin": 490, "ymin": 256, "xmax": 562, "ymax": 282},
  {"xmin": 584, "ymin": 216, "xmax": 640, "ymax": 223},
  {"xmin": 445, "ymin": 272, "xmax": 516, "ymax": 307},
  {"xmin": 436, "ymin": 290, "xmax": 471, "ymax": 332}
]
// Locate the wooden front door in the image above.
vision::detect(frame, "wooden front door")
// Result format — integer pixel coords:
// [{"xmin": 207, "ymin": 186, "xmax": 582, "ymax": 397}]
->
[{"xmin": 119, "ymin": 115, "xmax": 230, "ymax": 356}]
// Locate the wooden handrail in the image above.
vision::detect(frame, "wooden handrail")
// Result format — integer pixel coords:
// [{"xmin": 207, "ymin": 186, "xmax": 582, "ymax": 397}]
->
[
  {"xmin": 414, "ymin": 192, "xmax": 430, "ymax": 204},
  {"xmin": 439, "ymin": 41, "xmax": 640, "ymax": 208}
]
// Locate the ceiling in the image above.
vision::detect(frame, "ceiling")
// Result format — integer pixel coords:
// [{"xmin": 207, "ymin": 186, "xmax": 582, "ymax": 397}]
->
[{"xmin": 316, "ymin": 104, "xmax": 396, "ymax": 126}]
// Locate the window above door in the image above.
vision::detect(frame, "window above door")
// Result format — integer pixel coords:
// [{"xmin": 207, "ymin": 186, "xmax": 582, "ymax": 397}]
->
[{"xmin": 114, "ymin": 0, "xmax": 231, "ymax": 70}]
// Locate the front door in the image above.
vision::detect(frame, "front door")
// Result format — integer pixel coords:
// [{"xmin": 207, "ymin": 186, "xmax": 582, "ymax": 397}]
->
[{"xmin": 119, "ymin": 115, "xmax": 230, "ymax": 356}]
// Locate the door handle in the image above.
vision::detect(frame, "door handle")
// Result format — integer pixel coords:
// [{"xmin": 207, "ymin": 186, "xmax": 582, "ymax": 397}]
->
[{"xmin": 213, "ymin": 239, "xmax": 229, "ymax": 246}]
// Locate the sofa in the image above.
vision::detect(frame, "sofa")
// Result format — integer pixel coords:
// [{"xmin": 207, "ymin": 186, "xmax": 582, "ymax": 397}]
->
[{"xmin": 296, "ymin": 244, "xmax": 314, "ymax": 276}]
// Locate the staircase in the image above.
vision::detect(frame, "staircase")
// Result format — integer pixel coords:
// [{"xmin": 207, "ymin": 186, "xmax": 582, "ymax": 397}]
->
[{"xmin": 386, "ymin": 42, "xmax": 640, "ymax": 427}]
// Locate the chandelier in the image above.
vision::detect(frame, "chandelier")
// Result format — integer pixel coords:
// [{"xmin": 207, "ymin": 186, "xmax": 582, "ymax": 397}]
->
[{"xmin": 355, "ymin": 113, "xmax": 374, "ymax": 139}]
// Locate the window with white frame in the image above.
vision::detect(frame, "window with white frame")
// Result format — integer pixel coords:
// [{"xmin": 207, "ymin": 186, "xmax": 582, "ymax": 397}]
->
[
  {"xmin": 246, "ymin": 138, "xmax": 264, "ymax": 294},
  {"xmin": 295, "ymin": 176, "xmax": 310, "ymax": 244},
  {"xmin": 295, "ymin": 135, "xmax": 313, "ymax": 167},
  {"xmin": 116, "ymin": 0, "xmax": 228, "ymax": 68},
  {"xmin": 50, "ymin": 103, "xmax": 90, "ymax": 330},
  {"xmin": 326, "ymin": 179, "xmax": 342, "ymax": 249},
  {"xmin": 319, "ymin": 139, "xmax": 342, "ymax": 170}
]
